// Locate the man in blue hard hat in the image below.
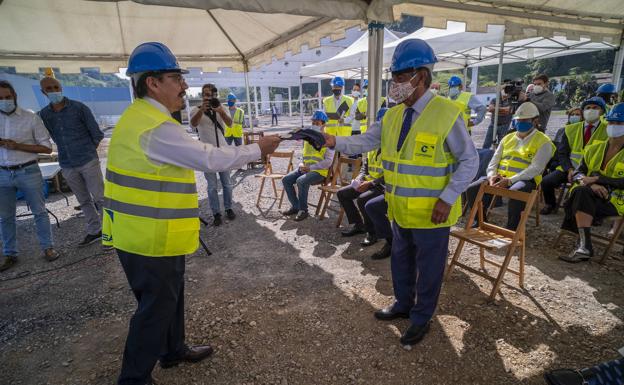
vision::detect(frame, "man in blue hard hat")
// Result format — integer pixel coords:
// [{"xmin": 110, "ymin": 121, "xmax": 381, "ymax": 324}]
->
[
  {"xmin": 446, "ymin": 75, "xmax": 486, "ymax": 134},
  {"xmin": 323, "ymin": 39, "xmax": 479, "ymax": 346},
  {"xmin": 596, "ymin": 83, "xmax": 619, "ymax": 110},
  {"xmin": 224, "ymin": 93, "xmax": 244, "ymax": 146},
  {"xmin": 322, "ymin": 76, "xmax": 354, "ymax": 136},
  {"xmin": 105, "ymin": 42, "xmax": 280, "ymax": 385}
]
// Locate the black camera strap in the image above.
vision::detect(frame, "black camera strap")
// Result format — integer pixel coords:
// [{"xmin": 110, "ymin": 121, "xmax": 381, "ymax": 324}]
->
[{"xmin": 205, "ymin": 110, "xmax": 224, "ymax": 148}]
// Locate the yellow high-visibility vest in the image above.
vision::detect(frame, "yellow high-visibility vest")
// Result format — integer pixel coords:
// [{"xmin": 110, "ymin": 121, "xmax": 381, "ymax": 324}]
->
[
  {"xmin": 356, "ymin": 97, "xmax": 387, "ymax": 133},
  {"xmin": 102, "ymin": 98, "xmax": 199, "ymax": 257},
  {"xmin": 302, "ymin": 141, "xmax": 329, "ymax": 177},
  {"xmin": 381, "ymin": 96, "xmax": 462, "ymax": 229},
  {"xmin": 323, "ymin": 95, "xmax": 354, "ymax": 136},
  {"xmin": 224, "ymin": 107, "xmax": 244, "ymax": 138},
  {"xmin": 450, "ymin": 91, "xmax": 472, "ymax": 132},
  {"xmin": 365, "ymin": 150, "xmax": 383, "ymax": 180},
  {"xmin": 556, "ymin": 120, "xmax": 608, "ymax": 171},
  {"xmin": 579, "ymin": 141, "xmax": 624, "ymax": 215},
  {"xmin": 497, "ymin": 130, "xmax": 555, "ymax": 185}
]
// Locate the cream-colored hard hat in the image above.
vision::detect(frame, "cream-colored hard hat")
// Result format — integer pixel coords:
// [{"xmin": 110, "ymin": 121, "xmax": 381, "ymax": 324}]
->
[{"xmin": 513, "ymin": 102, "xmax": 539, "ymax": 119}]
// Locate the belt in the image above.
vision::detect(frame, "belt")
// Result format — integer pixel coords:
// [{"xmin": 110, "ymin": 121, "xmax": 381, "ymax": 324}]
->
[{"xmin": 0, "ymin": 160, "xmax": 37, "ymax": 171}]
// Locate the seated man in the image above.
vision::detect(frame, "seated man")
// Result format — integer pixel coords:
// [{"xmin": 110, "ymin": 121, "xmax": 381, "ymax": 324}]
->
[
  {"xmin": 465, "ymin": 102, "xmax": 554, "ymax": 230},
  {"xmin": 281, "ymin": 110, "xmax": 334, "ymax": 221},
  {"xmin": 559, "ymin": 103, "xmax": 624, "ymax": 263},
  {"xmin": 541, "ymin": 97, "xmax": 607, "ymax": 214}
]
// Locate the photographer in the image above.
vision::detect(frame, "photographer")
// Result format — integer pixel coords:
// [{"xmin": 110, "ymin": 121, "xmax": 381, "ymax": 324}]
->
[
  {"xmin": 190, "ymin": 83, "xmax": 236, "ymax": 226},
  {"xmin": 482, "ymin": 82, "xmax": 517, "ymax": 149},
  {"xmin": 521, "ymin": 74, "xmax": 555, "ymax": 132}
]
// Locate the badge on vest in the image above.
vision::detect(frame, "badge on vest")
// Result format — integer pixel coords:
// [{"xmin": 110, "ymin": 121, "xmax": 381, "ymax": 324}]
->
[{"xmin": 414, "ymin": 132, "xmax": 438, "ymax": 162}]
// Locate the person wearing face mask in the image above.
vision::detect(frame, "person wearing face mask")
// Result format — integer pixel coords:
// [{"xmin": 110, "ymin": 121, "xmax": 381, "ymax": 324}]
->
[
  {"xmin": 482, "ymin": 87, "xmax": 514, "ymax": 149},
  {"xmin": 106, "ymin": 42, "xmax": 280, "ymax": 385},
  {"xmin": 0, "ymin": 80, "xmax": 59, "ymax": 271},
  {"xmin": 540, "ymin": 97, "xmax": 607, "ymax": 215},
  {"xmin": 465, "ymin": 102, "xmax": 555, "ymax": 229},
  {"xmin": 322, "ymin": 76, "xmax": 354, "ymax": 137},
  {"xmin": 322, "ymin": 39, "xmax": 479, "ymax": 346},
  {"xmin": 39, "ymin": 76, "xmax": 107, "ymax": 248},
  {"xmin": 224, "ymin": 93, "xmax": 244, "ymax": 146},
  {"xmin": 345, "ymin": 83, "xmax": 362, "ymax": 135},
  {"xmin": 446, "ymin": 75, "xmax": 486, "ymax": 135},
  {"xmin": 596, "ymin": 83, "xmax": 619, "ymax": 111},
  {"xmin": 559, "ymin": 103, "xmax": 624, "ymax": 263},
  {"xmin": 281, "ymin": 110, "xmax": 334, "ymax": 221},
  {"xmin": 521, "ymin": 74, "xmax": 555, "ymax": 132},
  {"xmin": 429, "ymin": 82, "xmax": 440, "ymax": 95},
  {"xmin": 350, "ymin": 79, "xmax": 387, "ymax": 134}
]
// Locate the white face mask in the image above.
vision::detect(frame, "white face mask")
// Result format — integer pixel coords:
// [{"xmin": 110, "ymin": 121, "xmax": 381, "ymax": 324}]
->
[
  {"xmin": 389, "ymin": 75, "xmax": 418, "ymax": 104},
  {"xmin": 352, "ymin": 91, "xmax": 361, "ymax": 98},
  {"xmin": 607, "ymin": 124, "xmax": 624, "ymax": 138},
  {"xmin": 448, "ymin": 87, "xmax": 460, "ymax": 98},
  {"xmin": 583, "ymin": 109, "xmax": 601, "ymax": 123},
  {"xmin": 430, "ymin": 88, "xmax": 439, "ymax": 95},
  {"xmin": 532, "ymin": 85, "xmax": 544, "ymax": 94}
]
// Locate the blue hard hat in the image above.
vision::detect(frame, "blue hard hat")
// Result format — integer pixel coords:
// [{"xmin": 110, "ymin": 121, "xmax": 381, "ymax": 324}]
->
[
  {"xmin": 389, "ymin": 39, "xmax": 437, "ymax": 73},
  {"xmin": 605, "ymin": 103, "xmax": 624, "ymax": 122},
  {"xmin": 448, "ymin": 75, "xmax": 462, "ymax": 87},
  {"xmin": 362, "ymin": 79, "xmax": 369, "ymax": 88},
  {"xmin": 376, "ymin": 107, "xmax": 388, "ymax": 122},
  {"xmin": 312, "ymin": 110, "xmax": 328, "ymax": 123},
  {"xmin": 227, "ymin": 93, "xmax": 237, "ymax": 101},
  {"xmin": 331, "ymin": 76, "xmax": 345, "ymax": 88},
  {"xmin": 581, "ymin": 96, "xmax": 607, "ymax": 111},
  {"xmin": 597, "ymin": 83, "xmax": 617, "ymax": 95},
  {"xmin": 127, "ymin": 42, "xmax": 188, "ymax": 75}
]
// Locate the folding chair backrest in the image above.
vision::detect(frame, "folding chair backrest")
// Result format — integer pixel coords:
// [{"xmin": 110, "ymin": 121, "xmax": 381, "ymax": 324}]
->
[
  {"xmin": 265, "ymin": 151, "xmax": 294, "ymax": 175},
  {"xmin": 327, "ymin": 156, "xmax": 361, "ymax": 187}
]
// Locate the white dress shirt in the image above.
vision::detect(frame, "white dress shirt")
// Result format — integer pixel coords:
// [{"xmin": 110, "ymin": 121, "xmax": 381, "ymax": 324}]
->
[
  {"xmin": 487, "ymin": 129, "xmax": 552, "ymax": 184},
  {"xmin": 189, "ymin": 106, "xmax": 227, "ymax": 148},
  {"xmin": 140, "ymin": 97, "xmax": 260, "ymax": 173},
  {"xmin": 0, "ymin": 107, "xmax": 52, "ymax": 166}
]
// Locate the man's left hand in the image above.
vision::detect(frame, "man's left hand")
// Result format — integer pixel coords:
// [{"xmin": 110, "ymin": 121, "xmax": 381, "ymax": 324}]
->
[
  {"xmin": 493, "ymin": 177, "xmax": 511, "ymax": 188},
  {"xmin": 355, "ymin": 181, "xmax": 372, "ymax": 193},
  {"xmin": 431, "ymin": 199, "xmax": 451, "ymax": 225}
]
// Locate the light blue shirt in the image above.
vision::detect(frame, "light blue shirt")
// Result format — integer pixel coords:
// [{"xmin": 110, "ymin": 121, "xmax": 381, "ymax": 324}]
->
[
  {"xmin": 450, "ymin": 93, "xmax": 487, "ymax": 126},
  {"xmin": 334, "ymin": 90, "xmax": 479, "ymax": 206}
]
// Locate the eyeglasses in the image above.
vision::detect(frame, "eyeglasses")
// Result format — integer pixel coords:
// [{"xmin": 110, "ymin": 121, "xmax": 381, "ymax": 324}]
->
[{"xmin": 164, "ymin": 73, "xmax": 186, "ymax": 85}]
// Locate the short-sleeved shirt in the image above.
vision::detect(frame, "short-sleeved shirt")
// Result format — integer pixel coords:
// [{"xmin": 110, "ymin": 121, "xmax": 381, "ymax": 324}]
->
[{"xmin": 0, "ymin": 107, "xmax": 52, "ymax": 166}]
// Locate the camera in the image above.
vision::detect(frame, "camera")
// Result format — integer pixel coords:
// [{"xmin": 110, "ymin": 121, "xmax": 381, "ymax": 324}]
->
[
  {"xmin": 502, "ymin": 78, "xmax": 524, "ymax": 104},
  {"xmin": 204, "ymin": 97, "xmax": 220, "ymax": 109}
]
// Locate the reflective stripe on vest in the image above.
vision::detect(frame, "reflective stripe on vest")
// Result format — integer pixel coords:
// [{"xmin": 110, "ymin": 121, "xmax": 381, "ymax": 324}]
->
[
  {"xmin": 104, "ymin": 197, "xmax": 199, "ymax": 219},
  {"xmin": 380, "ymin": 96, "xmax": 462, "ymax": 229},
  {"xmin": 302, "ymin": 141, "xmax": 329, "ymax": 177},
  {"xmin": 497, "ymin": 130, "xmax": 555, "ymax": 185},
  {"xmin": 556, "ymin": 120, "xmax": 608, "ymax": 171},
  {"xmin": 225, "ymin": 108, "xmax": 244, "ymax": 138},
  {"xmin": 580, "ymin": 141, "xmax": 624, "ymax": 215},
  {"xmin": 106, "ymin": 169, "xmax": 197, "ymax": 194},
  {"xmin": 323, "ymin": 96, "xmax": 354, "ymax": 136},
  {"xmin": 366, "ymin": 150, "xmax": 383, "ymax": 180}
]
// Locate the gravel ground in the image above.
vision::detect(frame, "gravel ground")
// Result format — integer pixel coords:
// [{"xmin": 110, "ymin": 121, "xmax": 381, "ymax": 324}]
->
[{"xmin": 1, "ymin": 113, "xmax": 623, "ymax": 385}]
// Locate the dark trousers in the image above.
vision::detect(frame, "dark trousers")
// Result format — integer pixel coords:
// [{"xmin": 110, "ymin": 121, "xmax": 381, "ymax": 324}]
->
[
  {"xmin": 541, "ymin": 169, "xmax": 567, "ymax": 207},
  {"xmin": 561, "ymin": 185, "xmax": 618, "ymax": 232},
  {"xmin": 336, "ymin": 184, "xmax": 384, "ymax": 234},
  {"xmin": 364, "ymin": 194, "xmax": 392, "ymax": 239},
  {"xmin": 117, "ymin": 250, "xmax": 186, "ymax": 385},
  {"xmin": 271, "ymin": 114, "xmax": 278, "ymax": 125},
  {"xmin": 390, "ymin": 225, "xmax": 450, "ymax": 326},
  {"xmin": 465, "ymin": 177, "xmax": 536, "ymax": 230}
]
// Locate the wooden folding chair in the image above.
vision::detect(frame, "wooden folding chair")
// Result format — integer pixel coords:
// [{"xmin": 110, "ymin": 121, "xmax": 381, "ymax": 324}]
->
[
  {"xmin": 315, "ymin": 156, "xmax": 361, "ymax": 227},
  {"xmin": 254, "ymin": 151, "xmax": 294, "ymax": 208},
  {"xmin": 554, "ymin": 216, "xmax": 624, "ymax": 264},
  {"xmin": 486, "ymin": 184, "xmax": 541, "ymax": 227},
  {"xmin": 446, "ymin": 183, "xmax": 538, "ymax": 301},
  {"xmin": 244, "ymin": 132, "xmax": 265, "ymax": 169}
]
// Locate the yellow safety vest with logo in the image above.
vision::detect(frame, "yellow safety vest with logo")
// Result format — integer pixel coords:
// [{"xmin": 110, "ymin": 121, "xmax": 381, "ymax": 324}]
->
[
  {"xmin": 302, "ymin": 141, "xmax": 329, "ymax": 177},
  {"xmin": 356, "ymin": 96, "xmax": 387, "ymax": 133},
  {"xmin": 497, "ymin": 130, "xmax": 555, "ymax": 185},
  {"xmin": 578, "ymin": 141, "xmax": 624, "ymax": 215},
  {"xmin": 556, "ymin": 120, "xmax": 608, "ymax": 172},
  {"xmin": 323, "ymin": 95, "xmax": 354, "ymax": 136},
  {"xmin": 102, "ymin": 99, "xmax": 199, "ymax": 257},
  {"xmin": 224, "ymin": 107, "xmax": 244, "ymax": 138},
  {"xmin": 450, "ymin": 91, "xmax": 472, "ymax": 132},
  {"xmin": 381, "ymin": 96, "xmax": 462, "ymax": 229},
  {"xmin": 365, "ymin": 150, "xmax": 383, "ymax": 180}
]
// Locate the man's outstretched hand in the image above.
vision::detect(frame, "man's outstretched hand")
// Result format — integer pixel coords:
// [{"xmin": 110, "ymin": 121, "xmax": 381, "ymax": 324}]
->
[{"xmin": 258, "ymin": 135, "xmax": 281, "ymax": 158}]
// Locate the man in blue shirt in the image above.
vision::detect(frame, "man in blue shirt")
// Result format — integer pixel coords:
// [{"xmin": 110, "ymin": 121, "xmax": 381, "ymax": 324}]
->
[{"xmin": 39, "ymin": 77, "xmax": 105, "ymax": 247}]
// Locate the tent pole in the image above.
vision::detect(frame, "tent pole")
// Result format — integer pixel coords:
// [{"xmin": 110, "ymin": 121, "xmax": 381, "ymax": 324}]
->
[
  {"xmin": 253, "ymin": 86, "xmax": 259, "ymax": 118},
  {"xmin": 470, "ymin": 66, "xmax": 479, "ymax": 94},
  {"xmin": 612, "ymin": 32, "xmax": 624, "ymax": 92},
  {"xmin": 492, "ymin": 39, "xmax": 505, "ymax": 144},
  {"xmin": 463, "ymin": 66, "xmax": 468, "ymax": 87},
  {"xmin": 300, "ymin": 76, "xmax": 304, "ymax": 128},
  {"xmin": 243, "ymin": 60, "xmax": 254, "ymax": 133},
  {"xmin": 361, "ymin": 66, "xmax": 365, "ymax": 85},
  {"xmin": 288, "ymin": 86, "xmax": 293, "ymax": 117},
  {"xmin": 367, "ymin": 21, "xmax": 384, "ymax": 129},
  {"xmin": 317, "ymin": 79, "xmax": 322, "ymax": 111}
]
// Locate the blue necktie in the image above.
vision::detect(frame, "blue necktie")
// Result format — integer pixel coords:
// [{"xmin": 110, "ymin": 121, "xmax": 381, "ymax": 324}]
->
[{"xmin": 397, "ymin": 107, "xmax": 414, "ymax": 151}]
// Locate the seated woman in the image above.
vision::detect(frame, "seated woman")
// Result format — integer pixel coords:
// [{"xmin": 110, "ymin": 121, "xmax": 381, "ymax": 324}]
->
[
  {"xmin": 281, "ymin": 110, "xmax": 334, "ymax": 221},
  {"xmin": 559, "ymin": 103, "xmax": 624, "ymax": 263},
  {"xmin": 465, "ymin": 102, "xmax": 554, "ymax": 230}
]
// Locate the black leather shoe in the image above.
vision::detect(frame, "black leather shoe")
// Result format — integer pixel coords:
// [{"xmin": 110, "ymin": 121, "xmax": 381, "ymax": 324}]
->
[
  {"xmin": 160, "ymin": 345, "xmax": 214, "ymax": 369},
  {"xmin": 540, "ymin": 204, "xmax": 557, "ymax": 215},
  {"xmin": 374, "ymin": 305, "xmax": 409, "ymax": 321},
  {"xmin": 213, "ymin": 214, "xmax": 222, "ymax": 226},
  {"xmin": 544, "ymin": 367, "xmax": 601, "ymax": 385},
  {"xmin": 0, "ymin": 256, "xmax": 17, "ymax": 272},
  {"xmin": 294, "ymin": 211, "xmax": 309, "ymax": 221},
  {"xmin": 225, "ymin": 209, "xmax": 236, "ymax": 220},
  {"xmin": 371, "ymin": 242, "xmax": 391, "ymax": 260},
  {"xmin": 341, "ymin": 223, "xmax": 365, "ymax": 237},
  {"xmin": 360, "ymin": 233, "xmax": 378, "ymax": 247},
  {"xmin": 400, "ymin": 322, "xmax": 431, "ymax": 346},
  {"xmin": 281, "ymin": 207, "xmax": 298, "ymax": 216}
]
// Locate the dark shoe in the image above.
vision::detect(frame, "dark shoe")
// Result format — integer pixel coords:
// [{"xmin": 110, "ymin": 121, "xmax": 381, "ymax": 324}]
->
[
  {"xmin": 73, "ymin": 205, "xmax": 81, "ymax": 211},
  {"xmin": 400, "ymin": 322, "xmax": 431, "ymax": 346},
  {"xmin": 0, "ymin": 256, "xmax": 17, "ymax": 272},
  {"xmin": 160, "ymin": 345, "xmax": 214, "ymax": 369},
  {"xmin": 374, "ymin": 305, "xmax": 409, "ymax": 321},
  {"xmin": 78, "ymin": 231, "xmax": 102, "ymax": 247},
  {"xmin": 360, "ymin": 233, "xmax": 378, "ymax": 247},
  {"xmin": 540, "ymin": 204, "xmax": 557, "ymax": 215},
  {"xmin": 225, "ymin": 209, "xmax": 236, "ymax": 220},
  {"xmin": 213, "ymin": 213, "xmax": 222, "ymax": 226},
  {"xmin": 371, "ymin": 242, "xmax": 391, "ymax": 260},
  {"xmin": 341, "ymin": 223, "xmax": 365, "ymax": 237},
  {"xmin": 43, "ymin": 248, "xmax": 59, "ymax": 262},
  {"xmin": 559, "ymin": 247, "xmax": 592, "ymax": 263},
  {"xmin": 281, "ymin": 207, "xmax": 298, "ymax": 216},
  {"xmin": 294, "ymin": 210, "xmax": 309, "ymax": 221}
]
